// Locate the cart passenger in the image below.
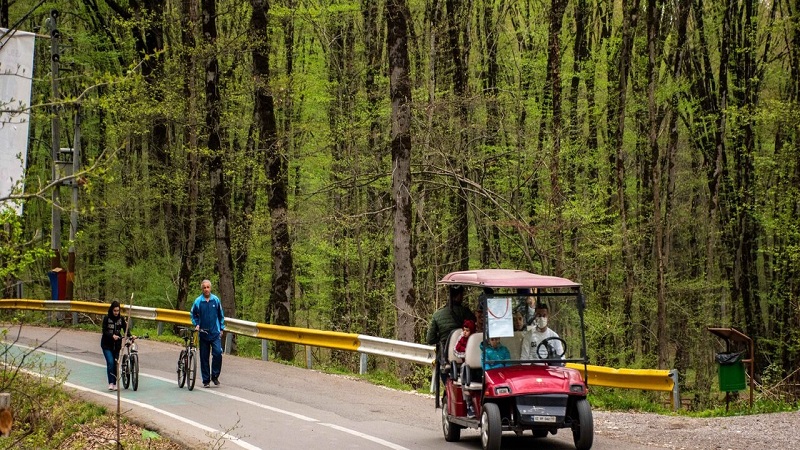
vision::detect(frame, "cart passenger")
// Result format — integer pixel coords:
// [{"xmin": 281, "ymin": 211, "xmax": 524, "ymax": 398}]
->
[
  {"xmin": 481, "ymin": 337, "xmax": 511, "ymax": 370},
  {"xmin": 426, "ymin": 285, "xmax": 476, "ymax": 382},
  {"xmin": 453, "ymin": 319, "xmax": 475, "ymax": 360}
]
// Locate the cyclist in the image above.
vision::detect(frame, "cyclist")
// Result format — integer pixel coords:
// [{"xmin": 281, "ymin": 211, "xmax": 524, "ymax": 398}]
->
[{"xmin": 191, "ymin": 279, "xmax": 226, "ymax": 388}]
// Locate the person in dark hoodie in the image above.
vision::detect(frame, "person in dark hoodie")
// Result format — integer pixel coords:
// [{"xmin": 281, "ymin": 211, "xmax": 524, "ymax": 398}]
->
[
  {"xmin": 426, "ymin": 285, "xmax": 476, "ymax": 377},
  {"xmin": 100, "ymin": 300, "xmax": 130, "ymax": 391}
]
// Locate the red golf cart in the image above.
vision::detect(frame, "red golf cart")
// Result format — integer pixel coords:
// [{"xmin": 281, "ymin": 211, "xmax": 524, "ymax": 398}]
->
[{"xmin": 436, "ymin": 269, "xmax": 593, "ymax": 450}]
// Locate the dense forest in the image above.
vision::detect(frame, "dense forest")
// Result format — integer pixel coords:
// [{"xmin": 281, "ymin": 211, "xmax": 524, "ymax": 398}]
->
[{"xmin": 1, "ymin": 0, "xmax": 799, "ymax": 406}]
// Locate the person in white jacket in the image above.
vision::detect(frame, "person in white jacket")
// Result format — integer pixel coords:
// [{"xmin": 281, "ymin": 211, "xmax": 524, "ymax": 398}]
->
[{"xmin": 520, "ymin": 302, "xmax": 564, "ymax": 360}]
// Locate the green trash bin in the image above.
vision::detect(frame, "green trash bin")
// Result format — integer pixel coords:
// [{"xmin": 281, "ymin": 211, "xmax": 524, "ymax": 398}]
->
[{"xmin": 716, "ymin": 351, "xmax": 746, "ymax": 392}]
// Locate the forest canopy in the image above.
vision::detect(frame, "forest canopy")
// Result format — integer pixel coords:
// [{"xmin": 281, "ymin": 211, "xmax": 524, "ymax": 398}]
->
[{"xmin": 1, "ymin": 0, "xmax": 799, "ymax": 403}]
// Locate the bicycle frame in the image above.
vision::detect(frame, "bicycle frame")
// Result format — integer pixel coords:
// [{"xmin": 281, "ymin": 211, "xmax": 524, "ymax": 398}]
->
[
  {"xmin": 177, "ymin": 328, "xmax": 198, "ymax": 391},
  {"xmin": 120, "ymin": 336, "xmax": 139, "ymax": 391}
]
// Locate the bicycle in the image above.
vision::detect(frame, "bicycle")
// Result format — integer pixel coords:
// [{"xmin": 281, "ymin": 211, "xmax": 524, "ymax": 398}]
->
[
  {"xmin": 176, "ymin": 327, "xmax": 200, "ymax": 390},
  {"xmin": 120, "ymin": 335, "xmax": 139, "ymax": 391}
]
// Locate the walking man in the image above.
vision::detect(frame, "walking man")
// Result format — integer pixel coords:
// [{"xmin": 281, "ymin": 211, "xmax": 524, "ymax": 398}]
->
[{"xmin": 191, "ymin": 279, "xmax": 226, "ymax": 387}]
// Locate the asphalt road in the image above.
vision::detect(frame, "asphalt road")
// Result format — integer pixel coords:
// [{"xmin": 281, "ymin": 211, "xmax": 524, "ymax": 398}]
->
[{"xmin": 2, "ymin": 324, "xmax": 659, "ymax": 449}]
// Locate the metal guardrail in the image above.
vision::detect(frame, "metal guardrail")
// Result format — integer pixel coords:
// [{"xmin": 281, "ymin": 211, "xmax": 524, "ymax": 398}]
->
[
  {"xmin": 0, "ymin": 299, "xmax": 430, "ymax": 363},
  {"xmin": 0, "ymin": 299, "xmax": 680, "ymax": 409}
]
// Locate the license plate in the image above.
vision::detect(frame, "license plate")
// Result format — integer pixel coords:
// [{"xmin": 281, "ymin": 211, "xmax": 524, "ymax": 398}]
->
[{"xmin": 533, "ymin": 415, "xmax": 556, "ymax": 423}]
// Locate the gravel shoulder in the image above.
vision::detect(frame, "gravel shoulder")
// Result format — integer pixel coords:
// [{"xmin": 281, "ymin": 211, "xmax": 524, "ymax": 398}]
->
[{"xmin": 594, "ymin": 410, "xmax": 800, "ymax": 449}]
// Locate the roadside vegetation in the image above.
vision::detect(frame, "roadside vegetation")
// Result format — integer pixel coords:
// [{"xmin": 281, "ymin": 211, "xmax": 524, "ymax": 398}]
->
[{"xmin": 0, "ymin": 324, "xmax": 180, "ymax": 449}]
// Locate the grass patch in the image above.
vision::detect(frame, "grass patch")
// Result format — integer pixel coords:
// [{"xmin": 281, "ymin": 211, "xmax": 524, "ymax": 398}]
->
[
  {"xmin": 588, "ymin": 387, "xmax": 671, "ymax": 413},
  {"xmin": 684, "ymin": 397, "xmax": 797, "ymax": 417},
  {"xmin": 1, "ymin": 368, "xmax": 107, "ymax": 448}
]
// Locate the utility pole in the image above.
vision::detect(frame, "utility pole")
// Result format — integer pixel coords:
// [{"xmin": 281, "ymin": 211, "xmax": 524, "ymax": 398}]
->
[
  {"xmin": 47, "ymin": 9, "xmax": 61, "ymax": 271},
  {"xmin": 67, "ymin": 108, "xmax": 80, "ymax": 299}
]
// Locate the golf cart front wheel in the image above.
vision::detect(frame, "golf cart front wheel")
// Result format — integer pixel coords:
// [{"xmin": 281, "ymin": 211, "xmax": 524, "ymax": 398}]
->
[
  {"xmin": 572, "ymin": 398, "xmax": 594, "ymax": 450},
  {"xmin": 481, "ymin": 402, "xmax": 501, "ymax": 450}
]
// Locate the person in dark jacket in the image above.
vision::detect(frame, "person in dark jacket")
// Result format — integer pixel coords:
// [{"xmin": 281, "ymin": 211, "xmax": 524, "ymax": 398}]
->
[
  {"xmin": 101, "ymin": 300, "xmax": 129, "ymax": 391},
  {"xmin": 426, "ymin": 285, "xmax": 476, "ymax": 385},
  {"xmin": 426, "ymin": 285, "xmax": 475, "ymax": 351},
  {"xmin": 191, "ymin": 279, "xmax": 226, "ymax": 388}
]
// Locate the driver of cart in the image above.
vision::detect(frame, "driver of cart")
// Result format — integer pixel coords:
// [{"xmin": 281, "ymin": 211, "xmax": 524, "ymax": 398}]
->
[{"xmin": 520, "ymin": 302, "xmax": 564, "ymax": 360}]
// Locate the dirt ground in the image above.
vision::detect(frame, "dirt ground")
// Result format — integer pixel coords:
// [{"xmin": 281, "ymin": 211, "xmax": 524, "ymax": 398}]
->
[
  {"xmin": 594, "ymin": 409, "xmax": 800, "ymax": 449},
  {"xmin": 56, "ymin": 416, "xmax": 184, "ymax": 450}
]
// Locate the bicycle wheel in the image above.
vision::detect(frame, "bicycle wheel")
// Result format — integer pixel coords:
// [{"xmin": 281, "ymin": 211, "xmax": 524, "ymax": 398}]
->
[
  {"xmin": 121, "ymin": 354, "xmax": 130, "ymax": 389},
  {"xmin": 177, "ymin": 349, "xmax": 187, "ymax": 388},
  {"xmin": 131, "ymin": 353, "xmax": 139, "ymax": 391},
  {"xmin": 187, "ymin": 349, "xmax": 197, "ymax": 391}
]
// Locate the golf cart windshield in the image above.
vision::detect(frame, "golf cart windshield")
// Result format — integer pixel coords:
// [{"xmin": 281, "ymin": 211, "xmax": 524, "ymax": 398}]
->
[{"xmin": 439, "ymin": 269, "xmax": 588, "ymax": 366}]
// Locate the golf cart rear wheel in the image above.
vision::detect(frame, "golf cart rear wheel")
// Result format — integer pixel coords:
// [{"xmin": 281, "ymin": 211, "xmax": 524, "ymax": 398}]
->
[
  {"xmin": 441, "ymin": 396, "xmax": 462, "ymax": 442},
  {"xmin": 480, "ymin": 402, "xmax": 501, "ymax": 450},
  {"xmin": 572, "ymin": 398, "xmax": 594, "ymax": 450}
]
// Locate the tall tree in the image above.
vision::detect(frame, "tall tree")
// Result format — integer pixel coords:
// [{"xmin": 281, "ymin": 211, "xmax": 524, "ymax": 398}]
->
[
  {"xmin": 387, "ymin": 0, "xmax": 416, "ymax": 378},
  {"xmin": 445, "ymin": 0, "xmax": 470, "ymax": 271},
  {"xmin": 175, "ymin": 0, "xmax": 205, "ymax": 313},
  {"xmin": 202, "ymin": 0, "xmax": 236, "ymax": 324},
  {"xmin": 261, "ymin": 0, "xmax": 295, "ymax": 360},
  {"xmin": 362, "ymin": 0, "xmax": 391, "ymax": 339},
  {"xmin": 545, "ymin": 0, "xmax": 567, "ymax": 275},
  {"xmin": 611, "ymin": 0, "xmax": 640, "ymax": 364}
]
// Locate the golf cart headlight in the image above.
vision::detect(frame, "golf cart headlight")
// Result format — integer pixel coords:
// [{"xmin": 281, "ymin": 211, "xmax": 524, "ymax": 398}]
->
[
  {"xmin": 495, "ymin": 386, "xmax": 511, "ymax": 395},
  {"xmin": 570, "ymin": 384, "xmax": 585, "ymax": 393}
]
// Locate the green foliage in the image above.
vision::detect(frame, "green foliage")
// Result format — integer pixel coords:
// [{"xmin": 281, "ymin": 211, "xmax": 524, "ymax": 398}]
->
[
  {"xmin": 5, "ymin": 0, "xmax": 800, "ymax": 412},
  {"xmin": 0, "ymin": 353, "xmax": 105, "ymax": 447},
  {"xmin": 588, "ymin": 387, "xmax": 671, "ymax": 413},
  {"xmin": 686, "ymin": 397, "xmax": 797, "ymax": 418},
  {"xmin": 0, "ymin": 210, "xmax": 51, "ymax": 281}
]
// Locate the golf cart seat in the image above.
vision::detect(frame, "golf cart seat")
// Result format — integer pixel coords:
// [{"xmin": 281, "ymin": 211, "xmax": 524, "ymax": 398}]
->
[
  {"xmin": 500, "ymin": 332, "xmax": 525, "ymax": 360},
  {"xmin": 444, "ymin": 328, "xmax": 464, "ymax": 380},
  {"xmin": 457, "ymin": 332, "xmax": 484, "ymax": 390}
]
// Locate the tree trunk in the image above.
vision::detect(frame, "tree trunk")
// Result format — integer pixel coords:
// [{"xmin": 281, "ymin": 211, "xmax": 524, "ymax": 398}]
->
[
  {"xmin": 202, "ymin": 0, "xmax": 236, "ymax": 328},
  {"xmin": 608, "ymin": 0, "xmax": 640, "ymax": 365},
  {"xmin": 546, "ymin": 0, "xmax": 567, "ymax": 276},
  {"xmin": 363, "ymin": 0, "xmax": 391, "ymax": 339},
  {"xmin": 388, "ymin": 0, "xmax": 416, "ymax": 379},
  {"xmin": 445, "ymin": 0, "xmax": 469, "ymax": 271},
  {"xmin": 249, "ymin": 0, "xmax": 293, "ymax": 360},
  {"xmin": 176, "ymin": 0, "xmax": 202, "ymax": 313},
  {"xmin": 646, "ymin": 0, "xmax": 668, "ymax": 369}
]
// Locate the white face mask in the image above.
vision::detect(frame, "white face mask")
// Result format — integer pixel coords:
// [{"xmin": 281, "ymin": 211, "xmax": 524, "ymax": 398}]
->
[{"xmin": 534, "ymin": 316, "xmax": 548, "ymax": 329}]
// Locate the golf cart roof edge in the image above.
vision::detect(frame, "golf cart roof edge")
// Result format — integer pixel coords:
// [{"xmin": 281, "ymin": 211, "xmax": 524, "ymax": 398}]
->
[{"xmin": 438, "ymin": 269, "xmax": 581, "ymax": 289}]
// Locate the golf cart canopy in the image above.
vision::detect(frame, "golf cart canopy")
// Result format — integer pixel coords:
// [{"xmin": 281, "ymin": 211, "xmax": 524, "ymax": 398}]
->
[{"xmin": 438, "ymin": 269, "xmax": 581, "ymax": 290}]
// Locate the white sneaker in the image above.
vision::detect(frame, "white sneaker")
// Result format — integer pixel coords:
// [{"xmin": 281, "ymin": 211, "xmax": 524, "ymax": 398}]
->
[
  {"xmin": 111, "ymin": 384, "xmax": 117, "ymax": 391},
  {"xmin": 108, "ymin": 384, "xmax": 114, "ymax": 391}
]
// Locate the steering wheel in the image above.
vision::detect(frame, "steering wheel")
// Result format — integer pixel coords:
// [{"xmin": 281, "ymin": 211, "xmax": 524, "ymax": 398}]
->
[{"xmin": 536, "ymin": 337, "xmax": 567, "ymax": 359}]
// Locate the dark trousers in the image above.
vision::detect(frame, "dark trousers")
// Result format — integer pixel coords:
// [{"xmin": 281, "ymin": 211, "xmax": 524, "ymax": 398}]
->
[{"xmin": 199, "ymin": 337, "xmax": 223, "ymax": 383}]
